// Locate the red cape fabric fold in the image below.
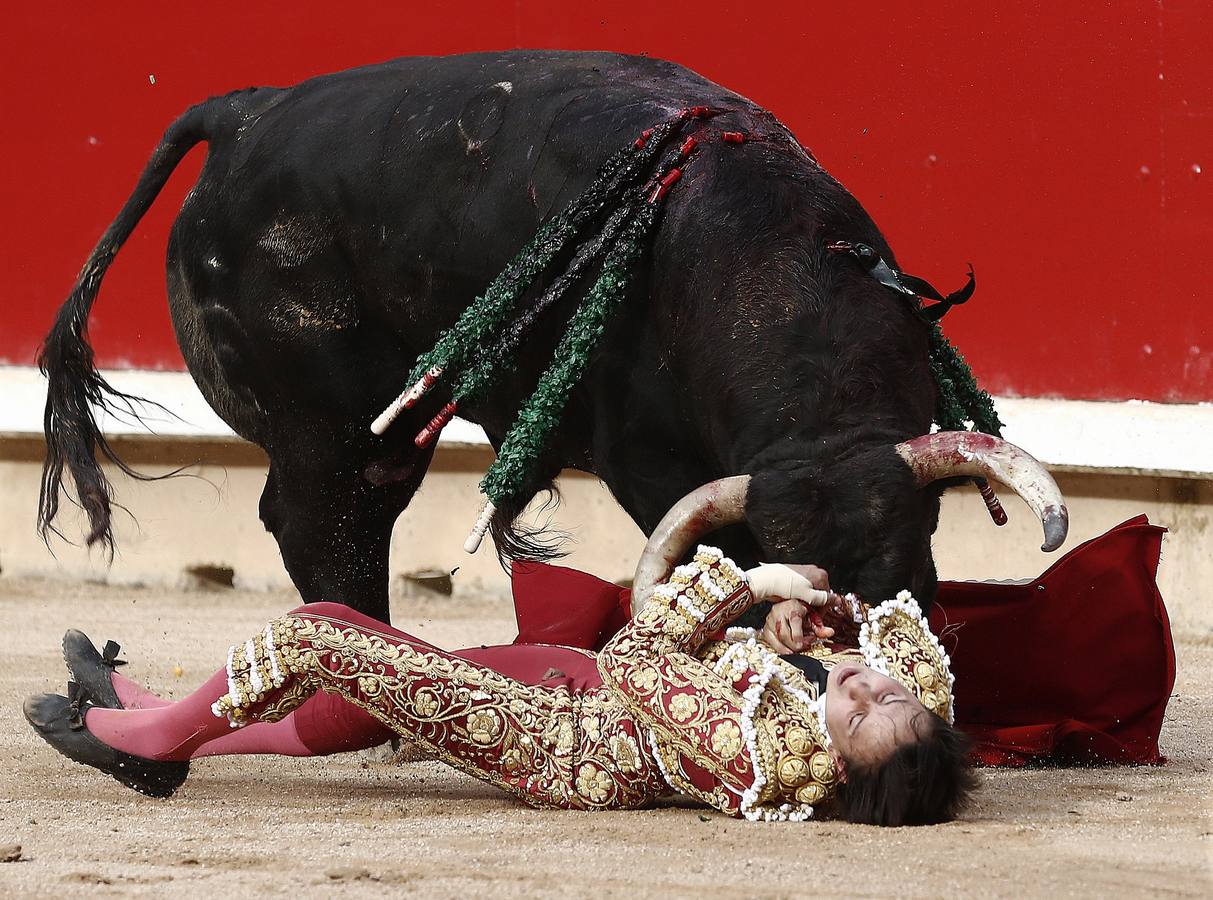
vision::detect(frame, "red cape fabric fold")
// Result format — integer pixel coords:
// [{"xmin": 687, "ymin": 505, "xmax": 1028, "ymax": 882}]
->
[{"xmin": 511, "ymin": 516, "xmax": 1175, "ymax": 767}]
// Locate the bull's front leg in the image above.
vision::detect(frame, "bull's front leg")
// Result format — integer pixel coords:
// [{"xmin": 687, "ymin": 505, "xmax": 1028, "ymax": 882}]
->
[{"xmin": 258, "ymin": 440, "xmax": 434, "ymax": 622}]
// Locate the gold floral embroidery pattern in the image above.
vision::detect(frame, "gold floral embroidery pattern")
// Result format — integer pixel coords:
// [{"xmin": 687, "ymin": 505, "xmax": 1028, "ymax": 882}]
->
[
  {"xmin": 710, "ymin": 721, "xmax": 743, "ymax": 760},
  {"xmin": 601, "ymin": 550, "xmax": 843, "ymax": 821},
  {"xmin": 600, "ymin": 549, "xmax": 774, "ymax": 817},
  {"xmin": 257, "ymin": 679, "xmax": 313, "ymax": 723},
  {"xmin": 753, "ymin": 680, "xmax": 837, "ymax": 806},
  {"xmin": 708, "ymin": 634, "xmax": 843, "ymax": 814},
  {"xmin": 213, "ymin": 614, "xmax": 666, "ymax": 811}
]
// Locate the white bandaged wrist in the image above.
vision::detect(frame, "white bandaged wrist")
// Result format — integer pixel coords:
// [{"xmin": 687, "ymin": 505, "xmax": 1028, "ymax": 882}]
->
[{"xmin": 745, "ymin": 564, "xmax": 831, "ymax": 606}]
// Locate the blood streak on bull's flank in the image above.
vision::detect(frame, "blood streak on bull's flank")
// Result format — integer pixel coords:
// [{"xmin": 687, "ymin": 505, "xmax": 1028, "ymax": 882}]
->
[{"xmin": 3, "ymin": 2, "xmax": 1209, "ymax": 402}]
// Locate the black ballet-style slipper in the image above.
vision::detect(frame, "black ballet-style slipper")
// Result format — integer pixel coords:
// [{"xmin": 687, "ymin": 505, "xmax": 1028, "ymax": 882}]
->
[
  {"xmin": 62, "ymin": 630, "xmax": 125, "ymax": 710},
  {"xmin": 23, "ymin": 684, "xmax": 188, "ymax": 798}
]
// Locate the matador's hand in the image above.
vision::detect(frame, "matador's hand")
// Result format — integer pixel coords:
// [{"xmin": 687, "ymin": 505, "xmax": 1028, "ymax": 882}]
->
[
  {"xmin": 750, "ymin": 565, "xmax": 841, "ymax": 653},
  {"xmin": 746, "ymin": 564, "xmax": 833, "ymax": 607}
]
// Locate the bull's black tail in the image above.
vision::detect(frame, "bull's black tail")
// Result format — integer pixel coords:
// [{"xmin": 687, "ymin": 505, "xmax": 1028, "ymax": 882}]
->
[{"xmin": 38, "ymin": 102, "xmax": 212, "ymax": 552}]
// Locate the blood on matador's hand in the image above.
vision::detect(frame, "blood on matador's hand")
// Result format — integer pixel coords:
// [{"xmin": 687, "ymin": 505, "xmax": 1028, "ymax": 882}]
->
[{"xmin": 812, "ymin": 593, "xmax": 864, "ymax": 644}]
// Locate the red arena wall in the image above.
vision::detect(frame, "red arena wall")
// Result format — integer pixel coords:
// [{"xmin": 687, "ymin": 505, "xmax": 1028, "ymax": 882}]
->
[{"xmin": 4, "ymin": 1, "xmax": 1209, "ymax": 402}]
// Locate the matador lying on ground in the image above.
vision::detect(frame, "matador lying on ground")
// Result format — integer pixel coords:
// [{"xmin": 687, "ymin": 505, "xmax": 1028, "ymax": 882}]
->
[{"xmin": 25, "ymin": 545, "xmax": 973, "ymax": 827}]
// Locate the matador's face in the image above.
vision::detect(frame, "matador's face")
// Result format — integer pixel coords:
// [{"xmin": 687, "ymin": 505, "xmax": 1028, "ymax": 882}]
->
[{"xmin": 824, "ymin": 663, "xmax": 928, "ymax": 770}]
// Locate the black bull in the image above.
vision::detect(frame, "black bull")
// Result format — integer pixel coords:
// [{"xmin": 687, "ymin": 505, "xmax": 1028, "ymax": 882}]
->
[{"xmin": 39, "ymin": 50, "xmax": 1061, "ymax": 622}]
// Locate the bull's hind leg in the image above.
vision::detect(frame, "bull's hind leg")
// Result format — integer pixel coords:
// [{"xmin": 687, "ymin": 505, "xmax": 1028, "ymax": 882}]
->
[
  {"xmin": 168, "ymin": 198, "xmax": 441, "ymax": 623},
  {"xmin": 258, "ymin": 439, "xmax": 435, "ymax": 622}
]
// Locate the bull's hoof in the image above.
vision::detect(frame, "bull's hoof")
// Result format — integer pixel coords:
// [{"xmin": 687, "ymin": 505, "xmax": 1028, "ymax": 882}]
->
[{"xmin": 23, "ymin": 688, "xmax": 188, "ymax": 798}]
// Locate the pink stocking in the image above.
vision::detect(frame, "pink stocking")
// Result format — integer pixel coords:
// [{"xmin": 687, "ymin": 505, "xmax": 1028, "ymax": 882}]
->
[
  {"xmin": 191, "ymin": 691, "xmax": 391, "ymax": 758},
  {"xmin": 111, "ymin": 671, "xmax": 169, "ymax": 709},
  {"xmin": 189, "ymin": 717, "xmax": 313, "ymax": 757},
  {"xmin": 95, "ymin": 666, "xmax": 392, "ymax": 760},
  {"xmin": 85, "ymin": 669, "xmax": 237, "ymax": 761}
]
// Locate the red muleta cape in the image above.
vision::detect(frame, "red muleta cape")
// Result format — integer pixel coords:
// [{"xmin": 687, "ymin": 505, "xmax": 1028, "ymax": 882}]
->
[{"xmin": 511, "ymin": 516, "xmax": 1175, "ymax": 767}]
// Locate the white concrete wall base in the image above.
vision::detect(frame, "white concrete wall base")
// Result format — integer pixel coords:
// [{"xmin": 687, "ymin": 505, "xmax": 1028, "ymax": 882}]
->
[
  {"xmin": 2, "ymin": 453, "xmax": 1208, "ymax": 636},
  {"xmin": 0, "ymin": 454, "xmax": 646, "ymax": 605}
]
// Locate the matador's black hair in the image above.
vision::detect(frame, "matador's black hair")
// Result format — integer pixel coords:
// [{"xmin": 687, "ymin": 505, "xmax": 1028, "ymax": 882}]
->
[{"xmin": 834, "ymin": 712, "xmax": 978, "ymax": 827}]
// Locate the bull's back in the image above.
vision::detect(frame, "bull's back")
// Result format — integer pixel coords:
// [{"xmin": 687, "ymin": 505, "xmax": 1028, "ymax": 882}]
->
[
  {"xmin": 202, "ymin": 50, "xmax": 754, "ymax": 279},
  {"xmin": 167, "ymin": 51, "xmax": 761, "ymax": 437}
]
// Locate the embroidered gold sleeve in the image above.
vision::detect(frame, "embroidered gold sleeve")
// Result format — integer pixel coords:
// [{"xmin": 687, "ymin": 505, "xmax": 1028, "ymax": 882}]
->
[{"xmin": 626, "ymin": 545, "xmax": 751, "ymax": 655}]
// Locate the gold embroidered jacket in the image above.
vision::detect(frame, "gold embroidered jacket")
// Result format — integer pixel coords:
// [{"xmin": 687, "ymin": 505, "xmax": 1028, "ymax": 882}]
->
[{"xmin": 598, "ymin": 546, "xmax": 838, "ymax": 821}]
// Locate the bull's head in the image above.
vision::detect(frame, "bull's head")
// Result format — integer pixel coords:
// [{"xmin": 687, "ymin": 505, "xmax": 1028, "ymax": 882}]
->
[{"xmin": 630, "ymin": 431, "xmax": 1067, "ymax": 616}]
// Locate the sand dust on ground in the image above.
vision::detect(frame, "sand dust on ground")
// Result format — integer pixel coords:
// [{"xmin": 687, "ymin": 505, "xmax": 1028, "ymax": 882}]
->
[{"xmin": 0, "ymin": 578, "xmax": 1209, "ymax": 899}]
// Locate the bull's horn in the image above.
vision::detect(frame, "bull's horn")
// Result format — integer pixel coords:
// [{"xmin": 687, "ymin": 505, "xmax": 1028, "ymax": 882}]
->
[
  {"xmin": 895, "ymin": 432, "xmax": 1068, "ymax": 552},
  {"xmin": 630, "ymin": 475, "xmax": 751, "ymax": 617}
]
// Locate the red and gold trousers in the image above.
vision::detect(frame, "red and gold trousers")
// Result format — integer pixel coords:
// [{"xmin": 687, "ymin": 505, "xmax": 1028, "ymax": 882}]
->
[{"xmin": 214, "ymin": 602, "xmax": 668, "ymax": 811}]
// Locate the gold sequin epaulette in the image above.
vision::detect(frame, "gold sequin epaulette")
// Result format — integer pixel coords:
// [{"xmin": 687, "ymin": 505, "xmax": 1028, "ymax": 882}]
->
[
  {"xmin": 859, "ymin": 591, "xmax": 955, "ymax": 723},
  {"xmin": 649, "ymin": 545, "xmax": 747, "ymax": 626}
]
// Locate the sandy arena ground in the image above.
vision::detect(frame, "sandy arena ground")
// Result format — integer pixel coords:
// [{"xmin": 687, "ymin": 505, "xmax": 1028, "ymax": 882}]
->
[{"xmin": 0, "ymin": 578, "xmax": 1209, "ymax": 898}]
